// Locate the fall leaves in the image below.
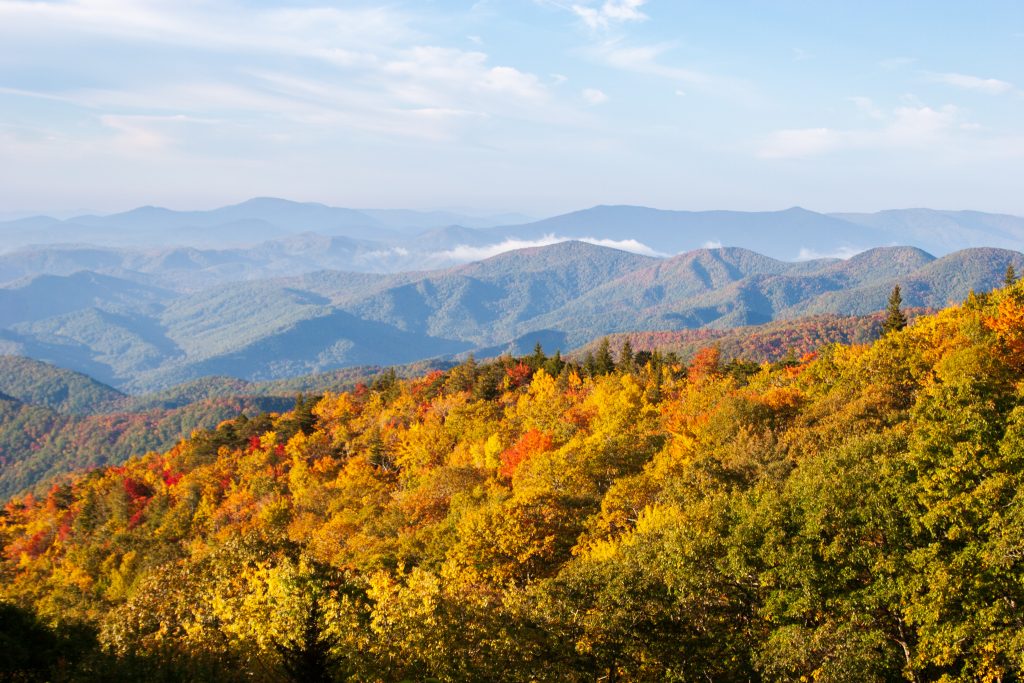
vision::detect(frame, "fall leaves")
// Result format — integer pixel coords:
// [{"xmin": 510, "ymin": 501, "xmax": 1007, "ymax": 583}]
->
[{"xmin": 4, "ymin": 281, "xmax": 1024, "ymax": 681}]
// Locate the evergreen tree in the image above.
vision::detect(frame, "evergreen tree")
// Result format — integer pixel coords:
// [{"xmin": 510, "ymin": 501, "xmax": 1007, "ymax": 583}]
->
[
  {"xmin": 882, "ymin": 285, "xmax": 907, "ymax": 334},
  {"xmin": 618, "ymin": 339, "xmax": 635, "ymax": 369},
  {"xmin": 594, "ymin": 338, "xmax": 615, "ymax": 375},
  {"xmin": 1005, "ymin": 263, "xmax": 1017, "ymax": 287},
  {"xmin": 544, "ymin": 350, "xmax": 565, "ymax": 377},
  {"xmin": 276, "ymin": 595, "xmax": 340, "ymax": 683},
  {"xmin": 530, "ymin": 342, "xmax": 546, "ymax": 368}
]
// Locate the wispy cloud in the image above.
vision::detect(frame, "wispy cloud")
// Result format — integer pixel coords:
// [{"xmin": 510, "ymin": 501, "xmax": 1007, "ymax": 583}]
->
[
  {"xmin": 439, "ymin": 234, "xmax": 665, "ymax": 261},
  {"xmin": 0, "ymin": 0, "xmax": 577, "ymax": 147},
  {"xmin": 849, "ymin": 96, "xmax": 884, "ymax": 119},
  {"xmin": 571, "ymin": 0, "xmax": 648, "ymax": 30},
  {"xmin": 797, "ymin": 246, "xmax": 866, "ymax": 260},
  {"xmin": 759, "ymin": 104, "xmax": 963, "ymax": 159},
  {"xmin": 582, "ymin": 88, "xmax": 609, "ymax": 105},
  {"xmin": 928, "ymin": 72, "xmax": 1016, "ymax": 95},
  {"xmin": 590, "ymin": 41, "xmax": 713, "ymax": 85}
]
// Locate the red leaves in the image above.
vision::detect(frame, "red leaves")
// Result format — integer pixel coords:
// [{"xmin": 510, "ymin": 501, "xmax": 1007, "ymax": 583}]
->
[
  {"xmin": 499, "ymin": 429, "xmax": 553, "ymax": 480},
  {"xmin": 127, "ymin": 509, "xmax": 146, "ymax": 530},
  {"xmin": 122, "ymin": 477, "xmax": 153, "ymax": 502},
  {"xmin": 505, "ymin": 362, "xmax": 533, "ymax": 389},
  {"xmin": 161, "ymin": 470, "xmax": 183, "ymax": 488}
]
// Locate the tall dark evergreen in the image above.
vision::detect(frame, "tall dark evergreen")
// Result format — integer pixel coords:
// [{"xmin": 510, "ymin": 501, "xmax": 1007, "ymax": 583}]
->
[
  {"xmin": 530, "ymin": 342, "xmax": 547, "ymax": 368},
  {"xmin": 618, "ymin": 339, "xmax": 635, "ymax": 369},
  {"xmin": 1005, "ymin": 263, "xmax": 1018, "ymax": 287},
  {"xmin": 275, "ymin": 596, "xmax": 340, "ymax": 683},
  {"xmin": 544, "ymin": 349, "xmax": 565, "ymax": 377},
  {"xmin": 882, "ymin": 284, "xmax": 907, "ymax": 334},
  {"xmin": 593, "ymin": 338, "xmax": 616, "ymax": 375}
]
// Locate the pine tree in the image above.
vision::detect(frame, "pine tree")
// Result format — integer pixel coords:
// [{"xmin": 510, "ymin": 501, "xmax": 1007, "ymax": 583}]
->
[
  {"xmin": 544, "ymin": 349, "xmax": 564, "ymax": 377},
  {"xmin": 619, "ymin": 339, "xmax": 635, "ymax": 369},
  {"xmin": 531, "ymin": 342, "xmax": 546, "ymax": 368},
  {"xmin": 594, "ymin": 338, "xmax": 615, "ymax": 375},
  {"xmin": 1005, "ymin": 263, "xmax": 1017, "ymax": 287},
  {"xmin": 882, "ymin": 285, "xmax": 907, "ymax": 334},
  {"xmin": 276, "ymin": 595, "xmax": 340, "ymax": 683}
]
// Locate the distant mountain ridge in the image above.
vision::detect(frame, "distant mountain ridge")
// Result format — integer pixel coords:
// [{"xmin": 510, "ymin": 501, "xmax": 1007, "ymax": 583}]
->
[
  {"xmin": 3, "ymin": 200, "xmax": 1023, "ymax": 283},
  {"xmin": 0, "ymin": 197, "xmax": 533, "ymax": 252},
  {"xmin": 1, "ymin": 241, "xmax": 1020, "ymax": 391}
]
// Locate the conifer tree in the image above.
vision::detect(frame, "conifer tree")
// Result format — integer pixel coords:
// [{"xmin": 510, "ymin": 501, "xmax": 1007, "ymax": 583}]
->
[
  {"xmin": 594, "ymin": 338, "xmax": 615, "ymax": 375},
  {"xmin": 619, "ymin": 339, "xmax": 635, "ymax": 369},
  {"xmin": 882, "ymin": 284, "xmax": 907, "ymax": 334},
  {"xmin": 1005, "ymin": 263, "xmax": 1017, "ymax": 287},
  {"xmin": 531, "ymin": 342, "xmax": 546, "ymax": 368},
  {"xmin": 544, "ymin": 349, "xmax": 564, "ymax": 377}
]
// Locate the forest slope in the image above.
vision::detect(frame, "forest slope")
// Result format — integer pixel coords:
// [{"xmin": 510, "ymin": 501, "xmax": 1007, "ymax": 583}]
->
[
  {"xmin": 2, "ymin": 243, "xmax": 1021, "ymax": 391},
  {"xmin": 3, "ymin": 282, "xmax": 1024, "ymax": 680}
]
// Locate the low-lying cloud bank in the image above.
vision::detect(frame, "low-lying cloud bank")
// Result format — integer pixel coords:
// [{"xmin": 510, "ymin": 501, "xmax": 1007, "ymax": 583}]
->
[
  {"xmin": 440, "ymin": 234, "xmax": 667, "ymax": 261},
  {"xmin": 796, "ymin": 246, "xmax": 867, "ymax": 261}
]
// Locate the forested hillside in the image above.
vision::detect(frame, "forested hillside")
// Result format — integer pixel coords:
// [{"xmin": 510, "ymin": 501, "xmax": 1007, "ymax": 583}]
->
[
  {"xmin": 3, "ymin": 280, "xmax": 1024, "ymax": 681},
  {"xmin": 2, "ymin": 242, "xmax": 1021, "ymax": 391},
  {"xmin": 0, "ymin": 358, "xmax": 448, "ymax": 498}
]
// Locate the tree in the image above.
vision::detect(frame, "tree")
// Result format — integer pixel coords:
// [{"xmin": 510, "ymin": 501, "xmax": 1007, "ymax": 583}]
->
[
  {"xmin": 594, "ymin": 338, "xmax": 615, "ymax": 376},
  {"xmin": 544, "ymin": 350, "xmax": 565, "ymax": 377},
  {"xmin": 530, "ymin": 342, "xmax": 547, "ymax": 369},
  {"xmin": 618, "ymin": 340, "xmax": 635, "ymax": 369},
  {"xmin": 276, "ymin": 594, "xmax": 341, "ymax": 683},
  {"xmin": 1005, "ymin": 263, "xmax": 1017, "ymax": 287},
  {"xmin": 882, "ymin": 285, "xmax": 907, "ymax": 335}
]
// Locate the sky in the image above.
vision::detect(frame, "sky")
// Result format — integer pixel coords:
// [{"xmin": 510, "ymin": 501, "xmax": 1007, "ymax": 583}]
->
[{"xmin": 1, "ymin": 0, "xmax": 1023, "ymax": 217}]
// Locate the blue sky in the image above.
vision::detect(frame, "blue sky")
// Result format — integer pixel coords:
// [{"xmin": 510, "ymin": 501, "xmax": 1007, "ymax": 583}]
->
[{"xmin": 1, "ymin": 0, "xmax": 1022, "ymax": 216}]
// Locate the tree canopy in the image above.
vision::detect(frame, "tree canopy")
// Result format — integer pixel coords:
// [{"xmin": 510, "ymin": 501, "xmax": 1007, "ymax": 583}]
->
[{"xmin": 4, "ymin": 280, "xmax": 1024, "ymax": 681}]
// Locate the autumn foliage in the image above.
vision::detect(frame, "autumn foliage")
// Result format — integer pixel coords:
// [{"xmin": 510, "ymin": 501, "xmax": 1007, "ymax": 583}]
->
[{"xmin": 2, "ymin": 284, "xmax": 1024, "ymax": 681}]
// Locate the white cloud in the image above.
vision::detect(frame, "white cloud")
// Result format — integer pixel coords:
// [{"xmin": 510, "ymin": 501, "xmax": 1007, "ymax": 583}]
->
[
  {"xmin": 0, "ymin": 0, "xmax": 573, "ymax": 146},
  {"xmin": 797, "ymin": 246, "xmax": 867, "ymax": 261},
  {"xmin": 593, "ymin": 42, "xmax": 712, "ymax": 85},
  {"xmin": 702, "ymin": 240, "xmax": 723, "ymax": 249},
  {"xmin": 760, "ymin": 128, "xmax": 846, "ymax": 159},
  {"xmin": 849, "ymin": 96, "xmax": 884, "ymax": 119},
  {"xmin": 571, "ymin": 0, "xmax": 648, "ymax": 30},
  {"xmin": 439, "ymin": 234, "xmax": 665, "ymax": 261},
  {"xmin": 582, "ymin": 237, "xmax": 665, "ymax": 255},
  {"xmin": 759, "ymin": 104, "xmax": 963, "ymax": 159},
  {"xmin": 929, "ymin": 72, "xmax": 1015, "ymax": 95},
  {"xmin": 582, "ymin": 88, "xmax": 608, "ymax": 105},
  {"xmin": 583, "ymin": 40, "xmax": 758, "ymax": 104}
]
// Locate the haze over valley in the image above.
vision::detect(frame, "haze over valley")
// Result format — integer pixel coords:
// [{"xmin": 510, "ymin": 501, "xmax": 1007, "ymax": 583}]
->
[{"xmin": 1, "ymin": 198, "xmax": 1023, "ymax": 391}]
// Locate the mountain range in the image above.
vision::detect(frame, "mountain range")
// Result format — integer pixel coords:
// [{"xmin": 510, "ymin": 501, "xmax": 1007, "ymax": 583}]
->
[
  {"xmin": 1, "ymin": 239, "xmax": 1020, "ymax": 392},
  {"xmin": 3, "ymin": 200, "xmax": 1024, "ymax": 290}
]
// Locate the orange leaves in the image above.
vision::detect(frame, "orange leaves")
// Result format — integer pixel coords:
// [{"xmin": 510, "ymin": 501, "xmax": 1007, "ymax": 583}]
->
[
  {"xmin": 757, "ymin": 387, "xmax": 805, "ymax": 413},
  {"xmin": 505, "ymin": 362, "xmax": 533, "ymax": 389},
  {"xmin": 499, "ymin": 429, "xmax": 553, "ymax": 480},
  {"xmin": 689, "ymin": 346, "xmax": 721, "ymax": 383},
  {"xmin": 985, "ymin": 294, "xmax": 1024, "ymax": 371}
]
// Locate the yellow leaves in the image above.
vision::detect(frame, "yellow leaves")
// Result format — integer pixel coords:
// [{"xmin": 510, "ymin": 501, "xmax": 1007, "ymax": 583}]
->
[
  {"xmin": 755, "ymin": 387, "xmax": 805, "ymax": 420},
  {"xmin": 509, "ymin": 369, "xmax": 573, "ymax": 443},
  {"xmin": 577, "ymin": 503, "xmax": 683, "ymax": 563},
  {"xmin": 986, "ymin": 293, "xmax": 1024, "ymax": 371},
  {"xmin": 457, "ymin": 433, "xmax": 503, "ymax": 471},
  {"xmin": 313, "ymin": 391, "xmax": 360, "ymax": 447}
]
